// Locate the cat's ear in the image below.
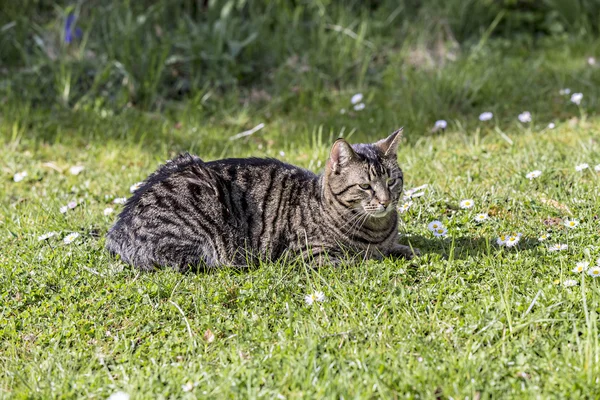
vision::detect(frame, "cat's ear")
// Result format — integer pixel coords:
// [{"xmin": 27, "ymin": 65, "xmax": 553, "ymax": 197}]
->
[
  {"xmin": 375, "ymin": 128, "xmax": 403, "ymax": 158},
  {"xmin": 329, "ymin": 138, "xmax": 356, "ymax": 173}
]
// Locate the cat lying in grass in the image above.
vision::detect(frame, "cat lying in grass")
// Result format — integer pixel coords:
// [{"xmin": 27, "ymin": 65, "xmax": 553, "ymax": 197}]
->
[{"xmin": 106, "ymin": 129, "xmax": 419, "ymax": 270}]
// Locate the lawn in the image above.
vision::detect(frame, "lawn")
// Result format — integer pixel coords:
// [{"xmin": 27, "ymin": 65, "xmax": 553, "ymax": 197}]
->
[{"xmin": 3, "ymin": 1, "xmax": 600, "ymax": 399}]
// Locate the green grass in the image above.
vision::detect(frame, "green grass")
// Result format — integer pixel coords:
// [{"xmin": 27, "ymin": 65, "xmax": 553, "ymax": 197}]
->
[
  {"xmin": 3, "ymin": 2, "xmax": 600, "ymax": 397},
  {"xmin": 3, "ymin": 89, "xmax": 600, "ymax": 398}
]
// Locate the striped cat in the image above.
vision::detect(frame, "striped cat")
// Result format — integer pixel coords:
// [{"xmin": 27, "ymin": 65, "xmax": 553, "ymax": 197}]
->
[{"xmin": 105, "ymin": 129, "xmax": 419, "ymax": 271}]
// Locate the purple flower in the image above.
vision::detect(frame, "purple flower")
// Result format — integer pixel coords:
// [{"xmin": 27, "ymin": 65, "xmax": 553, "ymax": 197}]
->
[{"xmin": 64, "ymin": 13, "xmax": 82, "ymax": 44}]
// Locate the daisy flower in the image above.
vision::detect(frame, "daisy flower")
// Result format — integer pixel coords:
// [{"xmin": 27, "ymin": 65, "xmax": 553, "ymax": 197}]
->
[
  {"xmin": 103, "ymin": 207, "xmax": 114, "ymax": 216},
  {"xmin": 305, "ymin": 291, "xmax": 326, "ymax": 305},
  {"xmin": 570, "ymin": 93, "xmax": 583, "ymax": 105},
  {"xmin": 497, "ymin": 235, "xmax": 508, "ymax": 246},
  {"xmin": 351, "ymin": 93, "xmax": 363, "ymax": 105},
  {"xmin": 589, "ymin": 57, "xmax": 597, "ymax": 66},
  {"xmin": 474, "ymin": 213, "xmax": 489, "ymax": 222},
  {"xmin": 518, "ymin": 111, "xmax": 531, "ymax": 123},
  {"xmin": 107, "ymin": 392, "xmax": 130, "ymax": 400},
  {"xmin": 67, "ymin": 201, "xmax": 77, "ymax": 209},
  {"xmin": 538, "ymin": 233, "xmax": 550, "ymax": 242},
  {"xmin": 433, "ymin": 227, "xmax": 448, "ymax": 237},
  {"xmin": 63, "ymin": 232, "xmax": 80, "ymax": 244},
  {"xmin": 563, "ymin": 279, "xmax": 578, "ymax": 287},
  {"xmin": 594, "ymin": 164, "xmax": 600, "ymax": 172},
  {"xmin": 353, "ymin": 103, "xmax": 365, "ymax": 111},
  {"xmin": 559, "ymin": 88, "xmax": 571, "ymax": 95},
  {"xmin": 547, "ymin": 122, "xmax": 555, "ymax": 129},
  {"xmin": 113, "ymin": 197, "xmax": 127, "ymax": 205},
  {"xmin": 479, "ymin": 112, "xmax": 493, "ymax": 121},
  {"xmin": 564, "ymin": 219, "xmax": 579, "ymax": 229},
  {"xmin": 526, "ymin": 170, "xmax": 542, "ymax": 180},
  {"xmin": 69, "ymin": 165, "xmax": 85, "ymax": 175},
  {"xmin": 60, "ymin": 205, "xmax": 68, "ymax": 214},
  {"xmin": 575, "ymin": 163, "xmax": 589, "ymax": 171},
  {"xmin": 13, "ymin": 171, "xmax": 27, "ymax": 182},
  {"xmin": 587, "ymin": 266, "xmax": 600, "ymax": 278},
  {"xmin": 427, "ymin": 220, "xmax": 444, "ymax": 232},
  {"xmin": 572, "ymin": 261, "xmax": 589, "ymax": 273},
  {"xmin": 548, "ymin": 244, "xmax": 568, "ymax": 252},
  {"xmin": 459, "ymin": 199, "xmax": 475, "ymax": 209},
  {"xmin": 37, "ymin": 232, "xmax": 57, "ymax": 241},
  {"xmin": 434, "ymin": 120, "xmax": 447, "ymax": 130},
  {"xmin": 130, "ymin": 182, "xmax": 144, "ymax": 193},
  {"xmin": 398, "ymin": 201, "xmax": 413, "ymax": 213},
  {"xmin": 505, "ymin": 235, "xmax": 520, "ymax": 248}
]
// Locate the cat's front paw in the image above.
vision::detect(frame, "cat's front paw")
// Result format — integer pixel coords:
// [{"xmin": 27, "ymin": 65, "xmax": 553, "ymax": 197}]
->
[{"xmin": 391, "ymin": 244, "xmax": 420, "ymax": 260}]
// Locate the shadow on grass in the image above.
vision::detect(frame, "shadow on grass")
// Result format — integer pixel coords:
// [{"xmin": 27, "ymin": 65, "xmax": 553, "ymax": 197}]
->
[{"xmin": 400, "ymin": 234, "xmax": 542, "ymax": 261}]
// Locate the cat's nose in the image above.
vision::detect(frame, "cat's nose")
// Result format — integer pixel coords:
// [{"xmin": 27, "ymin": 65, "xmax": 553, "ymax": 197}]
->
[{"xmin": 378, "ymin": 199, "xmax": 391, "ymax": 207}]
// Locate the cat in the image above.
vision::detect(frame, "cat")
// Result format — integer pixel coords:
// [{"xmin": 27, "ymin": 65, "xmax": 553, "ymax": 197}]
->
[{"xmin": 105, "ymin": 128, "xmax": 419, "ymax": 271}]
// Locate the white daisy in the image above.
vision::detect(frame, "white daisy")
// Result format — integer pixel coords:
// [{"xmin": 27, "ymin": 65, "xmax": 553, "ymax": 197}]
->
[
  {"xmin": 103, "ymin": 207, "xmax": 114, "ymax": 216},
  {"xmin": 459, "ymin": 199, "xmax": 475, "ymax": 209},
  {"xmin": 587, "ymin": 266, "xmax": 600, "ymax": 278},
  {"xmin": 594, "ymin": 164, "xmax": 600, "ymax": 172},
  {"xmin": 353, "ymin": 103, "xmax": 365, "ymax": 111},
  {"xmin": 13, "ymin": 171, "xmax": 27, "ymax": 182},
  {"xmin": 573, "ymin": 261, "xmax": 589, "ymax": 273},
  {"xmin": 474, "ymin": 213, "xmax": 489, "ymax": 222},
  {"xmin": 575, "ymin": 163, "xmax": 589, "ymax": 171},
  {"xmin": 559, "ymin": 88, "xmax": 571, "ymax": 95},
  {"xmin": 427, "ymin": 220, "xmax": 444, "ymax": 232},
  {"xmin": 505, "ymin": 235, "xmax": 520, "ymax": 248},
  {"xmin": 433, "ymin": 227, "xmax": 448, "ymax": 237},
  {"xmin": 37, "ymin": 232, "xmax": 57, "ymax": 241},
  {"xmin": 63, "ymin": 232, "xmax": 80, "ymax": 244},
  {"xmin": 563, "ymin": 279, "xmax": 578, "ymax": 287},
  {"xmin": 571, "ymin": 93, "xmax": 583, "ymax": 105},
  {"xmin": 59, "ymin": 205, "xmax": 68, "ymax": 214},
  {"xmin": 113, "ymin": 197, "xmax": 127, "ymax": 205},
  {"xmin": 479, "ymin": 112, "xmax": 493, "ymax": 121},
  {"xmin": 129, "ymin": 182, "xmax": 144, "ymax": 193},
  {"xmin": 398, "ymin": 201, "xmax": 413, "ymax": 213},
  {"xmin": 564, "ymin": 219, "xmax": 579, "ymax": 229},
  {"xmin": 526, "ymin": 170, "xmax": 542, "ymax": 180},
  {"xmin": 547, "ymin": 122, "xmax": 555, "ymax": 129},
  {"xmin": 305, "ymin": 291, "xmax": 326, "ymax": 305},
  {"xmin": 497, "ymin": 235, "xmax": 508, "ymax": 246},
  {"xmin": 589, "ymin": 57, "xmax": 597, "ymax": 66},
  {"xmin": 107, "ymin": 392, "xmax": 130, "ymax": 400},
  {"xmin": 434, "ymin": 120, "xmax": 447, "ymax": 130},
  {"xmin": 548, "ymin": 244, "xmax": 568, "ymax": 252},
  {"xmin": 351, "ymin": 93, "xmax": 363, "ymax": 105},
  {"xmin": 518, "ymin": 111, "xmax": 531, "ymax": 123},
  {"xmin": 69, "ymin": 165, "xmax": 85, "ymax": 175},
  {"xmin": 538, "ymin": 233, "xmax": 550, "ymax": 242}
]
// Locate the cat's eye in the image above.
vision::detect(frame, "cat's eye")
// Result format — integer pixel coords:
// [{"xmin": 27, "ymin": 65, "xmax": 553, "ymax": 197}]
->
[
  {"xmin": 386, "ymin": 178, "xmax": 397, "ymax": 186},
  {"xmin": 358, "ymin": 183, "xmax": 371, "ymax": 190}
]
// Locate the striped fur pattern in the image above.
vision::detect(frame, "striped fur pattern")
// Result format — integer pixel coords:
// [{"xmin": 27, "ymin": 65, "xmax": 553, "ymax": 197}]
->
[{"xmin": 105, "ymin": 129, "xmax": 418, "ymax": 271}]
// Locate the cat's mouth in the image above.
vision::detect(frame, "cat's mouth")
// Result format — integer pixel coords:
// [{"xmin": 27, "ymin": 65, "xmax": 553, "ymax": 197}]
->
[{"xmin": 363, "ymin": 205, "xmax": 392, "ymax": 218}]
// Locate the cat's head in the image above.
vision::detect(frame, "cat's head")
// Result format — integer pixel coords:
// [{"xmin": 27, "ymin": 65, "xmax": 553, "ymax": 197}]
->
[{"xmin": 325, "ymin": 129, "xmax": 403, "ymax": 218}]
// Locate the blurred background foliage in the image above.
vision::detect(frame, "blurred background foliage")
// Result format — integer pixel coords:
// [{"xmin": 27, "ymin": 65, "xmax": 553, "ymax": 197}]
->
[{"xmin": 1, "ymin": 0, "xmax": 599, "ymax": 140}]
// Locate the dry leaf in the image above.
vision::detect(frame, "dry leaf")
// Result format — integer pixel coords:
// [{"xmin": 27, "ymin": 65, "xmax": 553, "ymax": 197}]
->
[
  {"xmin": 538, "ymin": 196, "xmax": 571, "ymax": 213},
  {"xmin": 203, "ymin": 328, "xmax": 215, "ymax": 343}
]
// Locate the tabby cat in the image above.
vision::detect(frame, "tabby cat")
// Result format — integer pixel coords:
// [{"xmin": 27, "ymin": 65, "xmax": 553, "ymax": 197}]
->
[{"xmin": 105, "ymin": 129, "xmax": 418, "ymax": 271}]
